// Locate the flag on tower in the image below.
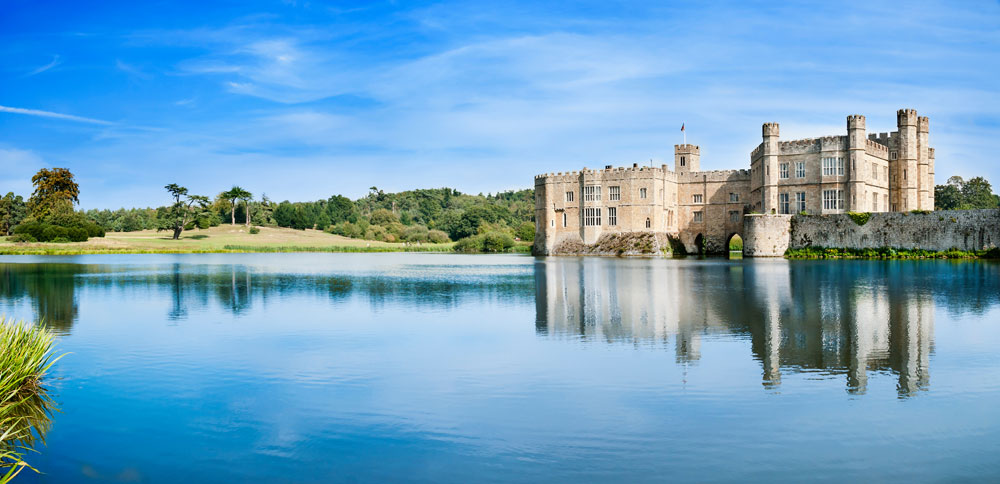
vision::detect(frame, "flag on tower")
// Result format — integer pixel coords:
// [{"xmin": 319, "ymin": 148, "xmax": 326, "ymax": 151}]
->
[{"xmin": 681, "ymin": 123, "xmax": 685, "ymax": 132}]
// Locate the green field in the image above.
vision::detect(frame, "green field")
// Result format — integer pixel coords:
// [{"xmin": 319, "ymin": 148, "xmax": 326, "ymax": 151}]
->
[{"xmin": 0, "ymin": 225, "xmax": 457, "ymax": 255}]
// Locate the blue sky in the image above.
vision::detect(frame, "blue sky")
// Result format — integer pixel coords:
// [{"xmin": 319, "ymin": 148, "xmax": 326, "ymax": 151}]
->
[{"xmin": 2, "ymin": 0, "xmax": 998, "ymax": 209}]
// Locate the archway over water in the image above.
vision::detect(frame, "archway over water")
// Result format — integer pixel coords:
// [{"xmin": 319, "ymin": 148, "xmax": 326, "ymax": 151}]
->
[
  {"xmin": 693, "ymin": 234, "xmax": 705, "ymax": 255},
  {"xmin": 728, "ymin": 233, "xmax": 743, "ymax": 259}
]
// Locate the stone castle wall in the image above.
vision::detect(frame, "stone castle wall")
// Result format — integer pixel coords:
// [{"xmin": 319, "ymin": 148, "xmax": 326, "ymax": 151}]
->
[{"xmin": 742, "ymin": 209, "xmax": 1000, "ymax": 256}]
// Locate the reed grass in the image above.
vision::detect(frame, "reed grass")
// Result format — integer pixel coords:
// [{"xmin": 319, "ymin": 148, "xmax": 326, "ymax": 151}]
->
[{"xmin": 0, "ymin": 318, "xmax": 62, "ymax": 483}]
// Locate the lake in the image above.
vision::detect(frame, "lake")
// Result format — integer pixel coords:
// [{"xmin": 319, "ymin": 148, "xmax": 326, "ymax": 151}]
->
[{"xmin": 1, "ymin": 254, "xmax": 999, "ymax": 483}]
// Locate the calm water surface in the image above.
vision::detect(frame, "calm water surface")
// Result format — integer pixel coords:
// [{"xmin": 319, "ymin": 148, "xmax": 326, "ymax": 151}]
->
[{"xmin": 1, "ymin": 254, "xmax": 999, "ymax": 483}]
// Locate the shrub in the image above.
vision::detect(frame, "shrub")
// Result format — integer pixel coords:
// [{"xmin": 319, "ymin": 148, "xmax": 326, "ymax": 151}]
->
[
  {"xmin": 67, "ymin": 227, "xmax": 88, "ymax": 242},
  {"xmin": 403, "ymin": 225, "xmax": 429, "ymax": 243},
  {"xmin": 846, "ymin": 212, "xmax": 871, "ymax": 226},
  {"xmin": 7, "ymin": 233, "xmax": 36, "ymax": 243},
  {"xmin": 428, "ymin": 229, "xmax": 450, "ymax": 244},
  {"xmin": 49, "ymin": 236, "xmax": 70, "ymax": 243},
  {"xmin": 515, "ymin": 221, "xmax": 535, "ymax": 242},
  {"xmin": 249, "ymin": 226, "xmax": 260, "ymax": 234},
  {"xmin": 41, "ymin": 225, "xmax": 68, "ymax": 242},
  {"xmin": 453, "ymin": 231, "xmax": 515, "ymax": 253}
]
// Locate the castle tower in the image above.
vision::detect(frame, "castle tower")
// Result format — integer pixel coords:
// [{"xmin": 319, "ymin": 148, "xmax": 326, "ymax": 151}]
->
[
  {"xmin": 896, "ymin": 109, "xmax": 919, "ymax": 211},
  {"xmin": 917, "ymin": 116, "xmax": 932, "ymax": 210},
  {"xmin": 847, "ymin": 115, "xmax": 866, "ymax": 212},
  {"xmin": 674, "ymin": 144, "xmax": 700, "ymax": 173},
  {"xmin": 761, "ymin": 123, "xmax": 780, "ymax": 213}
]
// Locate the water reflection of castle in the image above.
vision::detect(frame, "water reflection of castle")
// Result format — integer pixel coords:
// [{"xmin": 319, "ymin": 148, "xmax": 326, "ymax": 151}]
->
[{"xmin": 534, "ymin": 258, "xmax": 942, "ymax": 397}]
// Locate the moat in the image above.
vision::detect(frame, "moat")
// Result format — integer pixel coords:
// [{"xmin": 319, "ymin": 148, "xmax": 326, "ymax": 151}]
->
[{"xmin": 2, "ymin": 254, "xmax": 999, "ymax": 482}]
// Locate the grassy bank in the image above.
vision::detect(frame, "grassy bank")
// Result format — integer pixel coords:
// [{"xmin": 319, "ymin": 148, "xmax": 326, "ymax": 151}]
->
[
  {"xmin": 0, "ymin": 319, "xmax": 61, "ymax": 482},
  {"xmin": 785, "ymin": 246, "xmax": 1000, "ymax": 260},
  {"xmin": 0, "ymin": 226, "xmax": 456, "ymax": 255}
]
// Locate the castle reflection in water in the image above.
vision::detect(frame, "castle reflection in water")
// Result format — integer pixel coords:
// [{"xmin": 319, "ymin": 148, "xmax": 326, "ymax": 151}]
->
[{"xmin": 534, "ymin": 258, "xmax": 940, "ymax": 397}]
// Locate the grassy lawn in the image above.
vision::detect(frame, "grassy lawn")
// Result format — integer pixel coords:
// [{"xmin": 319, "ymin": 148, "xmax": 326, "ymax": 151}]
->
[{"xmin": 0, "ymin": 225, "xmax": 456, "ymax": 255}]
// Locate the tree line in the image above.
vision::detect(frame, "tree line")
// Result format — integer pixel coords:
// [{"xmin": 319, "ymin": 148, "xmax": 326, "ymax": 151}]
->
[{"xmin": 1, "ymin": 168, "xmax": 537, "ymax": 250}]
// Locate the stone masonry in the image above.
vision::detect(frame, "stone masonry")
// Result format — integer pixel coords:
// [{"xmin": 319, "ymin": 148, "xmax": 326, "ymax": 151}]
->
[{"xmin": 534, "ymin": 109, "xmax": 936, "ymax": 256}]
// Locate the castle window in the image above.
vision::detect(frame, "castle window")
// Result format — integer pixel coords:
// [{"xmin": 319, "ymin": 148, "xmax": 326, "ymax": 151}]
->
[
  {"xmin": 872, "ymin": 163, "xmax": 878, "ymax": 181},
  {"xmin": 693, "ymin": 194, "xmax": 703, "ymax": 204},
  {"xmin": 584, "ymin": 185, "xmax": 601, "ymax": 201},
  {"xmin": 903, "ymin": 169, "xmax": 907, "ymax": 180},
  {"xmin": 584, "ymin": 207, "xmax": 602, "ymax": 226},
  {"xmin": 796, "ymin": 192, "xmax": 806, "ymax": 213},
  {"xmin": 608, "ymin": 207, "xmax": 617, "ymax": 226},
  {"xmin": 680, "ymin": 156, "xmax": 686, "ymax": 167},
  {"xmin": 883, "ymin": 194, "xmax": 888, "ymax": 211},
  {"xmin": 693, "ymin": 211, "xmax": 703, "ymax": 222},
  {"xmin": 551, "ymin": 220, "xmax": 554, "ymax": 227},
  {"xmin": 890, "ymin": 151, "xmax": 898, "ymax": 160},
  {"xmin": 639, "ymin": 188, "xmax": 647, "ymax": 199},
  {"xmin": 779, "ymin": 163, "xmax": 789, "ymax": 179},
  {"xmin": 779, "ymin": 193, "xmax": 790, "ymax": 214},
  {"xmin": 563, "ymin": 212, "xmax": 567, "ymax": 227},
  {"xmin": 823, "ymin": 189, "xmax": 844, "ymax": 211},
  {"xmin": 872, "ymin": 196, "xmax": 878, "ymax": 212},
  {"xmin": 796, "ymin": 162, "xmax": 805, "ymax": 178},
  {"xmin": 729, "ymin": 211, "xmax": 739, "ymax": 223},
  {"xmin": 565, "ymin": 191, "xmax": 574, "ymax": 202},
  {"xmin": 822, "ymin": 157, "xmax": 844, "ymax": 176},
  {"xmin": 730, "ymin": 193, "xmax": 739, "ymax": 203},
  {"xmin": 608, "ymin": 186, "xmax": 621, "ymax": 201},
  {"xmin": 645, "ymin": 217, "xmax": 651, "ymax": 228}
]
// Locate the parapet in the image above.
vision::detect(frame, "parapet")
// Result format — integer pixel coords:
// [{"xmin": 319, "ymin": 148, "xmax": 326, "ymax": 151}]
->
[
  {"xmin": 778, "ymin": 135, "xmax": 846, "ymax": 154},
  {"xmin": 897, "ymin": 108, "xmax": 918, "ymax": 127},
  {"xmin": 847, "ymin": 114, "xmax": 866, "ymax": 129},
  {"xmin": 865, "ymin": 139, "xmax": 889, "ymax": 159},
  {"xmin": 918, "ymin": 116, "xmax": 929, "ymax": 133},
  {"xmin": 762, "ymin": 122, "xmax": 780, "ymax": 137},
  {"xmin": 674, "ymin": 144, "xmax": 700, "ymax": 154}
]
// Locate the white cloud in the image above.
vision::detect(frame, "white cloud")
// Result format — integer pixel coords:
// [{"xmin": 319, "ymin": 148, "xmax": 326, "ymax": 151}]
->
[
  {"xmin": 25, "ymin": 55, "xmax": 61, "ymax": 77},
  {"xmin": 0, "ymin": 105, "xmax": 113, "ymax": 125}
]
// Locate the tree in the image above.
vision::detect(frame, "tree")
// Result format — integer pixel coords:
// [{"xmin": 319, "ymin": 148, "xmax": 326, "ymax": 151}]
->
[
  {"xmin": 159, "ymin": 184, "xmax": 209, "ymax": 240},
  {"xmin": 223, "ymin": 186, "xmax": 250, "ymax": 225},
  {"xmin": 27, "ymin": 168, "xmax": 80, "ymax": 218},
  {"xmin": 961, "ymin": 177, "xmax": 995, "ymax": 209},
  {"xmin": 935, "ymin": 175, "xmax": 999, "ymax": 210},
  {"xmin": 235, "ymin": 188, "xmax": 253, "ymax": 227},
  {"xmin": 0, "ymin": 192, "xmax": 27, "ymax": 235}
]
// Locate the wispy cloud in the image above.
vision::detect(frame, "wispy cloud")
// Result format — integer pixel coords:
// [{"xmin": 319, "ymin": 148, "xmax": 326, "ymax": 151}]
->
[
  {"xmin": 0, "ymin": 105, "xmax": 113, "ymax": 125},
  {"xmin": 25, "ymin": 55, "xmax": 61, "ymax": 76},
  {"xmin": 116, "ymin": 59, "xmax": 152, "ymax": 79}
]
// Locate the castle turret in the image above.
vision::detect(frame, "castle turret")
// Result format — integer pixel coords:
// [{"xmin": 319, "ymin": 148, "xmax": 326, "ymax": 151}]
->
[
  {"xmin": 847, "ymin": 114, "xmax": 866, "ymax": 211},
  {"xmin": 674, "ymin": 144, "xmax": 700, "ymax": 173},
  {"xmin": 761, "ymin": 123, "xmax": 780, "ymax": 213},
  {"xmin": 896, "ymin": 109, "xmax": 919, "ymax": 211},
  {"xmin": 917, "ymin": 116, "xmax": 932, "ymax": 210}
]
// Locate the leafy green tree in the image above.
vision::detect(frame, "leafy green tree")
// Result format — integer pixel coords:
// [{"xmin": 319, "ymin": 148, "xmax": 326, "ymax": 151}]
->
[
  {"xmin": 961, "ymin": 177, "xmax": 995, "ymax": 209},
  {"xmin": 369, "ymin": 208, "xmax": 399, "ymax": 226},
  {"xmin": 515, "ymin": 221, "xmax": 535, "ymax": 242},
  {"xmin": 27, "ymin": 168, "xmax": 80, "ymax": 218},
  {"xmin": 159, "ymin": 184, "xmax": 209, "ymax": 240},
  {"xmin": 0, "ymin": 192, "xmax": 27, "ymax": 235},
  {"xmin": 236, "ymin": 188, "xmax": 253, "ymax": 226},
  {"xmin": 935, "ymin": 175, "xmax": 999, "ymax": 210},
  {"xmin": 934, "ymin": 177, "xmax": 963, "ymax": 210}
]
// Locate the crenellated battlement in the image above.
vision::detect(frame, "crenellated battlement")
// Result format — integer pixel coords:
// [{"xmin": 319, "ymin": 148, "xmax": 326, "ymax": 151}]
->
[
  {"xmin": 918, "ymin": 116, "xmax": 929, "ymax": 133},
  {"xmin": 847, "ymin": 114, "xmax": 866, "ymax": 128},
  {"xmin": 750, "ymin": 143, "xmax": 764, "ymax": 160},
  {"xmin": 762, "ymin": 123, "xmax": 780, "ymax": 137},
  {"xmin": 674, "ymin": 144, "xmax": 700, "ymax": 153},
  {"xmin": 897, "ymin": 108, "xmax": 918, "ymax": 126},
  {"xmin": 865, "ymin": 139, "xmax": 889, "ymax": 159},
  {"xmin": 778, "ymin": 136, "xmax": 846, "ymax": 154}
]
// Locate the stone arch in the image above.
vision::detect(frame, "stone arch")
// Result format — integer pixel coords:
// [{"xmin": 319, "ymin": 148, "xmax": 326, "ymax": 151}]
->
[
  {"xmin": 693, "ymin": 234, "xmax": 706, "ymax": 255},
  {"xmin": 727, "ymin": 232, "xmax": 744, "ymax": 258},
  {"xmin": 645, "ymin": 217, "xmax": 651, "ymax": 229}
]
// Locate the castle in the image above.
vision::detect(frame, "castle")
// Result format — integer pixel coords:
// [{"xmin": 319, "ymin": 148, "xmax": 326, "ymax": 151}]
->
[{"xmin": 533, "ymin": 109, "xmax": 935, "ymax": 255}]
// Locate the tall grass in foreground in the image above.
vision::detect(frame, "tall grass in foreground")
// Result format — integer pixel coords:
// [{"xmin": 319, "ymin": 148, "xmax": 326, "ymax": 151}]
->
[{"xmin": 0, "ymin": 319, "xmax": 61, "ymax": 483}]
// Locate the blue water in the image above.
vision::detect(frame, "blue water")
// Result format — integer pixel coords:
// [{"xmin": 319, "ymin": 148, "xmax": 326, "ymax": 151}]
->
[{"xmin": 1, "ymin": 254, "xmax": 999, "ymax": 483}]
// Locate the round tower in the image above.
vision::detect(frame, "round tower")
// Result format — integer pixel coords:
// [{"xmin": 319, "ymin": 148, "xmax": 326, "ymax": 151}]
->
[
  {"xmin": 674, "ymin": 144, "xmax": 700, "ymax": 173},
  {"xmin": 761, "ymin": 123, "xmax": 780, "ymax": 213},
  {"xmin": 896, "ymin": 109, "xmax": 919, "ymax": 211}
]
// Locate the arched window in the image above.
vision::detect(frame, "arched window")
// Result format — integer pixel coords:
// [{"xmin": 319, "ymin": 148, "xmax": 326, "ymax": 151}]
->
[
  {"xmin": 562, "ymin": 212, "xmax": 567, "ymax": 227},
  {"xmin": 680, "ymin": 156, "xmax": 686, "ymax": 167},
  {"xmin": 645, "ymin": 218, "xmax": 651, "ymax": 228}
]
